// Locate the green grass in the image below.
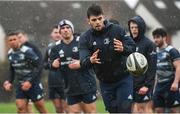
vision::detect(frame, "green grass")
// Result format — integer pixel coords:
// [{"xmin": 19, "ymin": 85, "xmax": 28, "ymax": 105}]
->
[{"xmin": 0, "ymin": 99, "xmax": 107, "ymax": 113}]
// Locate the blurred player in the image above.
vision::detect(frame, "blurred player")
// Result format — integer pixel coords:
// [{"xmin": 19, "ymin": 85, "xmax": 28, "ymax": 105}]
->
[
  {"xmin": 79, "ymin": 4, "xmax": 136, "ymax": 113},
  {"xmin": 128, "ymin": 15, "xmax": 156, "ymax": 113},
  {"xmin": 3, "ymin": 32, "xmax": 48, "ymax": 113},
  {"xmin": 51, "ymin": 19, "xmax": 97, "ymax": 113},
  {"xmin": 15, "ymin": 30, "xmax": 43, "ymax": 113},
  {"xmin": 43, "ymin": 25, "xmax": 68, "ymax": 113},
  {"xmin": 152, "ymin": 28, "xmax": 180, "ymax": 113}
]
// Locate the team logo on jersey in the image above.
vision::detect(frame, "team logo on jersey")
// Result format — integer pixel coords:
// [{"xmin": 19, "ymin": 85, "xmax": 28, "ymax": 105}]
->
[
  {"xmin": 59, "ymin": 50, "xmax": 64, "ymax": 57},
  {"xmin": 72, "ymin": 46, "xmax": 78, "ymax": 52},
  {"xmin": 19, "ymin": 54, "xmax": 25, "ymax": 60},
  {"xmin": 104, "ymin": 38, "xmax": 110, "ymax": 45},
  {"xmin": 93, "ymin": 41, "xmax": 97, "ymax": 46},
  {"xmin": 161, "ymin": 52, "xmax": 168, "ymax": 59},
  {"xmin": 9, "ymin": 56, "xmax": 12, "ymax": 60}
]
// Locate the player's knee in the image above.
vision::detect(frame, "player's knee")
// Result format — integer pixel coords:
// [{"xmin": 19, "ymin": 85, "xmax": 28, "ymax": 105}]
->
[
  {"xmin": 69, "ymin": 107, "xmax": 81, "ymax": 113},
  {"xmin": 55, "ymin": 106, "xmax": 63, "ymax": 113},
  {"xmin": 155, "ymin": 108, "xmax": 164, "ymax": 113},
  {"xmin": 17, "ymin": 105, "xmax": 26, "ymax": 113}
]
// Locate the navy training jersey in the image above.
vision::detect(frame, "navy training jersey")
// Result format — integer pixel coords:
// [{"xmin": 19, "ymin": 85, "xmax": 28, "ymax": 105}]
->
[
  {"xmin": 8, "ymin": 45, "xmax": 40, "ymax": 84},
  {"xmin": 44, "ymin": 40, "xmax": 61, "ymax": 70},
  {"xmin": 43, "ymin": 40, "xmax": 64, "ymax": 87},
  {"xmin": 51, "ymin": 36, "xmax": 97, "ymax": 96},
  {"xmin": 156, "ymin": 45, "xmax": 180, "ymax": 83}
]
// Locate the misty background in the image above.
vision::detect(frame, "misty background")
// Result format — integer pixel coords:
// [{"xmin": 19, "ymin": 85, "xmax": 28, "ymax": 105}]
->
[{"xmin": 0, "ymin": 0, "xmax": 180, "ymax": 102}]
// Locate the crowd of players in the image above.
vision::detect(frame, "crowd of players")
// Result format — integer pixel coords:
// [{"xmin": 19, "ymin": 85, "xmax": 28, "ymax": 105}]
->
[{"xmin": 3, "ymin": 4, "xmax": 180, "ymax": 113}]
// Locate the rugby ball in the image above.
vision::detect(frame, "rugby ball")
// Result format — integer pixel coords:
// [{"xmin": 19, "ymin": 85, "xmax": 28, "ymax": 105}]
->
[{"xmin": 126, "ymin": 52, "xmax": 148, "ymax": 76}]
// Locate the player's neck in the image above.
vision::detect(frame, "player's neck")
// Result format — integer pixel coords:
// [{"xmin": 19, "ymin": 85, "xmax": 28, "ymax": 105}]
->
[
  {"xmin": 160, "ymin": 43, "xmax": 168, "ymax": 49},
  {"xmin": 63, "ymin": 36, "xmax": 73, "ymax": 44}
]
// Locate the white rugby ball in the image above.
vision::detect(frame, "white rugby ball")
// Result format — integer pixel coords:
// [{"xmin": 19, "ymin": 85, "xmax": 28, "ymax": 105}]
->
[{"xmin": 126, "ymin": 52, "xmax": 148, "ymax": 76}]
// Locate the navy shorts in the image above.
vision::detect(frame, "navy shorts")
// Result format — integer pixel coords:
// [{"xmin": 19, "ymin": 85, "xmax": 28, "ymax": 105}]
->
[
  {"xmin": 100, "ymin": 75, "xmax": 133, "ymax": 113},
  {"xmin": 16, "ymin": 82, "xmax": 44, "ymax": 102},
  {"xmin": 67, "ymin": 91, "xmax": 97, "ymax": 105},
  {"xmin": 49, "ymin": 86, "xmax": 65, "ymax": 100},
  {"xmin": 133, "ymin": 88, "xmax": 152, "ymax": 103},
  {"xmin": 153, "ymin": 82, "xmax": 180, "ymax": 108}
]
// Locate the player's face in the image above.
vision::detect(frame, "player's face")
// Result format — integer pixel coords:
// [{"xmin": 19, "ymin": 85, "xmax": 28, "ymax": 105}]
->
[
  {"xmin": 153, "ymin": 35, "xmax": 164, "ymax": 48},
  {"xmin": 17, "ymin": 33, "xmax": 28, "ymax": 44},
  {"xmin": 7, "ymin": 35, "xmax": 20, "ymax": 49},
  {"xmin": 129, "ymin": 22, "xmax": 139, "ymax": 39},
  {"xmin": 88, "ymin": 15, "xmax": 105, "ymax": 31},
  {"xmin": 60, "ymin": 25, "xmax": 73, "ymax": 40},
  {"xmin": 51, "ymin": 27, "xmax": 62, "ymax": 41}
]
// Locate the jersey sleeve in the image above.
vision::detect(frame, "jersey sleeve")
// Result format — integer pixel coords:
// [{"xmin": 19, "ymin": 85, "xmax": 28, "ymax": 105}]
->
[
  {"xmin": 117, "ymin": 27, "xmax": 136, "ymax": 55},
  {"xmin": 79, "ymin": 33, "xmax": 93, "ymax": 69},
  {"xmin": 24, "ymin": 49, "xmax": 41, "ymax": 83},
  {"xmin": 169, "ymin": 48, "xmax": 180, "ymax": 61},
  {"xmin": 144, "ymin": 42, "xmax": 157, "ymax": 89}
]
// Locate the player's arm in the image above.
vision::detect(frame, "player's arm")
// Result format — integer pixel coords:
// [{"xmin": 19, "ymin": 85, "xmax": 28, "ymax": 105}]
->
[
  {"xmin": 79, "ymin": 34, "xmax": 101, "ymax": 70},
  {"xmin": 50, "ymin": 45, "xmax": 61, "ymax": 69},
  {"xmin": 143, "ymin": 43, "xmax": 157, "ymax": 91},
  {"xmin": 43, "ymin": 48, "xmax": 50, "ymax": 70},
  {"xmin": 115, "ymin": 28, "xmax": 136, "ymax": 55},
  {"xmin": 24, "ymin": 49, "xmax": 41, "ymax": 84},
  {"xmin": 79, "ymin": 34, "xmax": 92, "ymax": 68},
  {"xmin": 171, "ymin": 59, "xmax": 180, "ymax": 91},
  {"xmin": 3, "ymin": 65, "xmax": 14, "ymax": 91},
  {"xmin": 169, "ymin": 48, "xmax": 180, "ymax": 91}
]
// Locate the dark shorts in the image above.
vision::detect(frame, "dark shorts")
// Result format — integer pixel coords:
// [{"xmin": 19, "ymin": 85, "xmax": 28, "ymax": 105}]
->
[
  {"xmin": 67, "ymin": 91, "xmax": 97, "ymax": 105},
  {"xmin": 16, "ymin": 82, "xmax": 44, "ymax": 102},
  {"xmin": 133, "ymin": 88, "xmax": 152, "ymax": 103},
  {"xmin": 153, "ymin": 82, "xmax": 180, "ymax": 108},
  {"xmin": 100, "ymin": 75, "xmax": 133, "ymax": 113},
  {"xmin": 49, "ymin": 86, "xmax": 65, "ymax": 100},
  {"xmin": 48, "ymin": 70, "xmax": 65, "ymax": 99}
]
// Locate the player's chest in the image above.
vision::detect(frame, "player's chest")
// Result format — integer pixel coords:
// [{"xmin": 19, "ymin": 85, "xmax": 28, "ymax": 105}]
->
[
  {"xmin": 9, "ymin": 52, "xmax": 26, "ymax": 63},
  {"xmin": 58, "ymin": 42, "xmax": 79, "ymax": 59}
]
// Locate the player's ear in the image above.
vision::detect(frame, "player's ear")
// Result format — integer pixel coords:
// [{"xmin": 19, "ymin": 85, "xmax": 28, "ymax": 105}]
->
[{"xmin": 86, "ymin": 18, "xmax": 90, "ymax": 25}]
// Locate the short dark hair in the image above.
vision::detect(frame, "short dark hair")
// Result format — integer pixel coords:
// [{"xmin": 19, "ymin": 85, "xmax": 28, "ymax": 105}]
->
[
  {"xmin": 52, "ymin": 25, "xmax": 59, "ymax": 29},
  {"xmin": 87, "ymin": 4, "xmax": 103, "ymax": 18},
  {"xmin": 6, "ymin": 30, "xmax": 18, "ymax": 36},
  {"xmin": 152, "ymin": 28, "xmax": 167, "ymax": 37}
]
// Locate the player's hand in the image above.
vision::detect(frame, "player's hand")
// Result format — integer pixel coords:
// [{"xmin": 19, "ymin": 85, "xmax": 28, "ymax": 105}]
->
[
  {"xmin": 90, "ymin": 49, "xmax": 101, "ymax": 64},
  {"xmin": 3, "ymin": 80, "xmax": 12, "ymax": 91},
  {"xmin": 68, "ymin": 59, "xmax": 81, "ymax": 70},
  {"xmin": 170, "ymin": 81, "xmax": 179, "ymax": 91},
  {"xmin": 138, "ymin": 86, "xmax": 149, "ymax": 95},
  {"xmin": 114, "ymin": 38, "xmax": 124, "ymax": 53},
  {"xmin": 21, "ymin": 81, "xmax": 32, "ymax": 91},
  {"xmin": 52, "ymin": 58, "xmax": 60, "ymax": 68}
]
